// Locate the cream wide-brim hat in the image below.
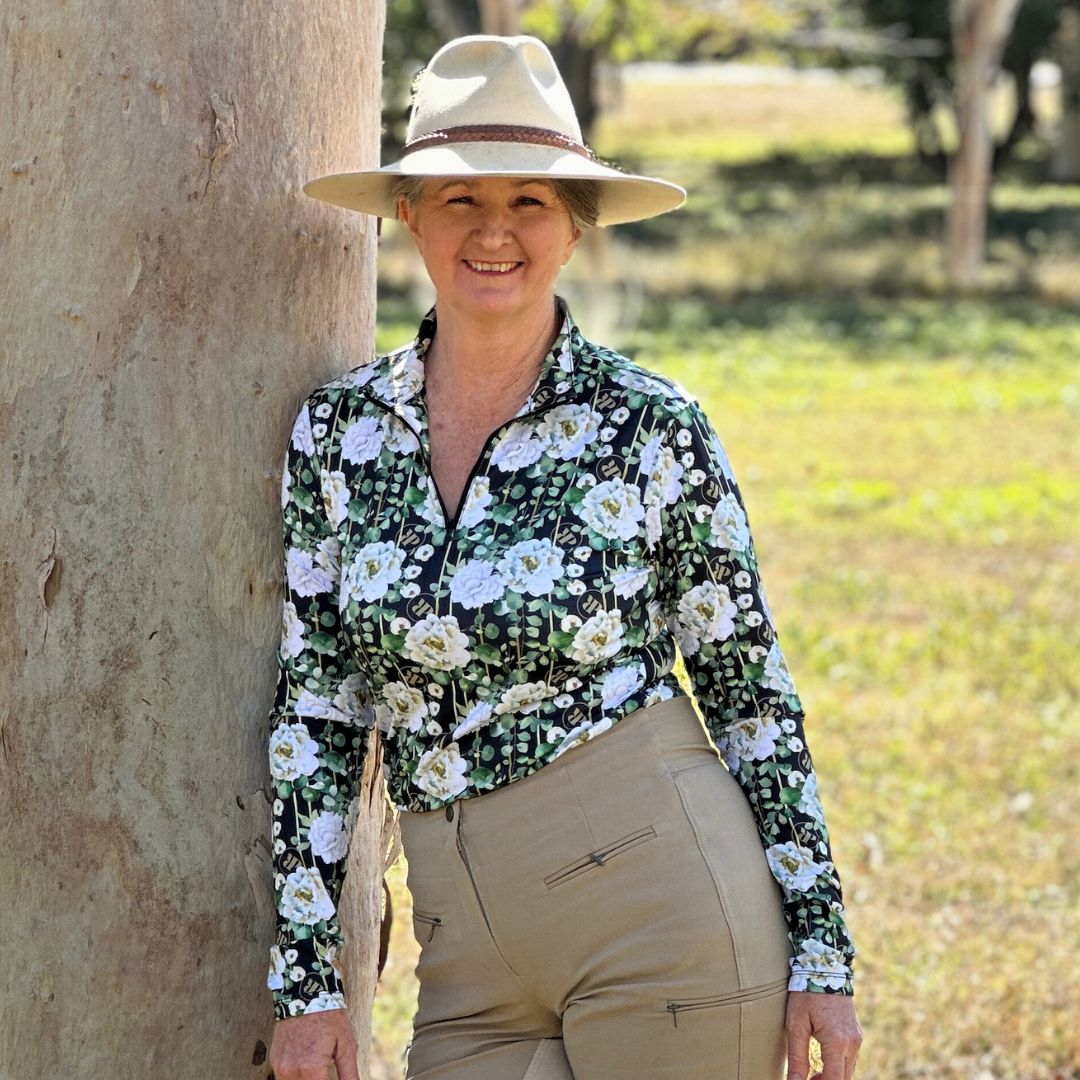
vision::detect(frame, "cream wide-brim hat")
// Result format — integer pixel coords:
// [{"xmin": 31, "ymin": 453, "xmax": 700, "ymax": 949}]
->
[{"xmin": 302, "ymin": 34, "xmax": 687, "ymax": 227}]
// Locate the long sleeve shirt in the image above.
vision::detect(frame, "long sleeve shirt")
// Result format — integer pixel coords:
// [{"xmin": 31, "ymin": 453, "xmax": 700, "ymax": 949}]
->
[{"xmin": 267, "ymin": 298, "xmax": 856, "ymax": 1019}]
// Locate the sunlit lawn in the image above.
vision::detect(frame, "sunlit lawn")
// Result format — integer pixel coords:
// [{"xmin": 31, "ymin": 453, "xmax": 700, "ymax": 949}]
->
[{"xmin": 368, "ymin": 67, "xmax": 1080, "ymax": 1080}]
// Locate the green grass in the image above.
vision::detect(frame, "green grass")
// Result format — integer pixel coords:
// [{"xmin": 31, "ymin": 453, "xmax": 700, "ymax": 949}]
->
[{"xmin": 368, "ymin": 67, "xmax": 1080, "ymax": 1080}]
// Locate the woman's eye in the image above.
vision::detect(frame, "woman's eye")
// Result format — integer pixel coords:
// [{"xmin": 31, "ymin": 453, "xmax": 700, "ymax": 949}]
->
[
  {"xmin": 447, "ymin": 195, "xmax": 474, "ymax": 205},
  {"xmin": 516, "ymin": 196, "xmax": 544, "ymax": 206}
]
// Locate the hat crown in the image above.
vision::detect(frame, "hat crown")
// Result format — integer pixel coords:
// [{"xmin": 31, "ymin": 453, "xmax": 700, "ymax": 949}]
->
[{"xmin": 406, "ymin": 35, "xmax": 584, "ymax": 146}]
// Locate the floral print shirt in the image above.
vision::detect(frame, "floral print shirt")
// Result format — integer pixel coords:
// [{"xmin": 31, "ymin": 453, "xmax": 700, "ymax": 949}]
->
[{"xmin": 267, "ymin": 298, "xmax": 856, "ymax": 1019}]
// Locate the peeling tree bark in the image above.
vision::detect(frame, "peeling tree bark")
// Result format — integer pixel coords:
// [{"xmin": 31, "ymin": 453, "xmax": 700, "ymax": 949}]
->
[
  {"xmin": 947, "ymin": 0, "xmax": 1023, "ymax": 286},
  {"xmin": 1, "ymin": 1, "xmax": 385, "ymax": 1077}
]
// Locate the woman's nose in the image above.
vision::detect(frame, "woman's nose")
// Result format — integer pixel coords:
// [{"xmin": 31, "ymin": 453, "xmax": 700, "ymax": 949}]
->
[{"xmin": 473, "ymin": 209, "xmax": 513, "ymax": 246}]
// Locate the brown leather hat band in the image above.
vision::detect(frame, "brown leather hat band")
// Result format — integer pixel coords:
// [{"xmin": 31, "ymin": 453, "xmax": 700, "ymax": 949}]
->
[{"xmin": 403, "ymin": 123, "xmax": 596, "ymax": 161}]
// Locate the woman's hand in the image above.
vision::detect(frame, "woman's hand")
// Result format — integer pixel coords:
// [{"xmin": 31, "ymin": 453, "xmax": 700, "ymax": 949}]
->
[
  {"xmin": 785, "ymin": 990, "xmax": 863, "ymax": 1080},
  {"xmin": 268, "ymin": 1008, "xmax": 361, "ymax": 1080}
]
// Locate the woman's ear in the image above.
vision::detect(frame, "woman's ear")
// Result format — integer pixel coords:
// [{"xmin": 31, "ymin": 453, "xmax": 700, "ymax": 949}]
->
[{"xmin": 398, "ymin": 196, "xmax": 418, "ymax": 238}]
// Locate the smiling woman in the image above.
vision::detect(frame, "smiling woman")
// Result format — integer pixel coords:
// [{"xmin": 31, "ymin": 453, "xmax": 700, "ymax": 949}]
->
[
  {"xmin": 396, "ymin": 176, "xmax": 583, "ymax": 331},
  {"xmin": 268, "ymin": 32, "xmax": 862, "ymax": 1080}
]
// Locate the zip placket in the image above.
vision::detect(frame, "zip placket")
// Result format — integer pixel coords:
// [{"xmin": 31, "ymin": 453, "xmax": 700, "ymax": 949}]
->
[{"xmin": 358, "ymin": 389, "xmax": 566, "ymax": 533}]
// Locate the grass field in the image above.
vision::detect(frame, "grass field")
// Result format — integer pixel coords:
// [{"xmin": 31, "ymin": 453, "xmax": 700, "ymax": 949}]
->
[{"xmin": 368, "ymin": 67, "xmax": 1080, "ymax": 1080}]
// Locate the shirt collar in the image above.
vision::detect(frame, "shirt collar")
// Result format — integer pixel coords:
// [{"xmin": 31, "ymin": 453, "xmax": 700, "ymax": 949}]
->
[{"xmin": 362, "ymin": 295, "xmax": 585, "ymax": 419}]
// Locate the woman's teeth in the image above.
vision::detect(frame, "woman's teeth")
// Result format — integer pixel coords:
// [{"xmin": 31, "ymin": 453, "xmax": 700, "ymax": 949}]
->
[{"xmin": 465, "ymin": 261, "xmax": 519, "ymax": 273}]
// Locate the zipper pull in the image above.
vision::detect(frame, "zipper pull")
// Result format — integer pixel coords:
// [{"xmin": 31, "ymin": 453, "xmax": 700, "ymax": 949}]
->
[{"xmin": 667, "ymin": 1003, "xmax": 679, "ymax": 1029}]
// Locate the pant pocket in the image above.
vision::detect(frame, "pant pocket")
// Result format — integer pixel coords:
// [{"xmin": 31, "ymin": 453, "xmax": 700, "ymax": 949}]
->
[
  {"xmin": 664, "ymin": 975, "xmax": 789, "ymax": 1028},
  {"xmin": 411, "ymin": 909, "xmax": 444, "ymax": 944},
  {"xmin": 668, "ymin": 761, "xmax": 793, "ymax": 988},
  {"xmin": 542, "ymin": 824, "xmax": 658, "ymax": 891}
]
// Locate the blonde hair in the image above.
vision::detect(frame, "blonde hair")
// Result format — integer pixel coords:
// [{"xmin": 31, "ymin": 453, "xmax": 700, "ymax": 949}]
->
[{"xmin": 391, "ymin": 175, "xmax": 600, "ymax": 233}]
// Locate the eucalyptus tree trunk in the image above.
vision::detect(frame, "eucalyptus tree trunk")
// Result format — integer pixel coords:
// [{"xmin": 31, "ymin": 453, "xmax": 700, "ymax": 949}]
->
[
  {"xmin": 947, "ymin": 0, "xmax": 1023, "ymax": 285},
  {"xmin": 1051, "ymin": 9, "xmax": 1080, "ymax": 182},
  {"xmin": 0, "ymin": 1, "xmax": 385, "ymax": 1077},
  {"xmin": 478, "ymin": 0, "xmax": 521, "ymax": 36}
]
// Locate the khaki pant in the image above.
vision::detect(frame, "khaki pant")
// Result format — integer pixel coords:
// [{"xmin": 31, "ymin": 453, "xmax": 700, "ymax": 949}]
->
[{"xmin": 398, "ymin": 695, "xmax": 794, "ymax": 1079}]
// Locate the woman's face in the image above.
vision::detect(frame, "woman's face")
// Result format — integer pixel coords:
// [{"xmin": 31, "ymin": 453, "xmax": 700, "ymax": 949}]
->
[{"xmin": 398, "ymin": 175, "xmax": 581, "ymax": 324}]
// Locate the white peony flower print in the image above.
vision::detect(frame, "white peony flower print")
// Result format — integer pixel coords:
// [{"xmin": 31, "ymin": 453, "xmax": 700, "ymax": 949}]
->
[
  {"xmin": 331, "ymin": 673, "xmax": 367, "ymax": 722},
  {"xmin": 269, "ymin": 722, "xmax": 321, "ymax": 781},
  {"xmin": 719, "ymin": 715, "xmax": 781, "ymax": 768},
  {"xmin": 383, "ymin": 408, "xmax": 420, "ymax": 454},
  {"xmin": 570, "ymin": 610, "xmax": 625, "ymax": 665},
  {"xmin": 793, "ymin": 939, "xmax": 850, "ymax": 989},
  {"xmin": 494, "ymin": 681, "xmax": 556, "ymax": 716},
  {"xmin": 343, "ymin": 541, "xmax": 406, "ymax": 604},
  {"xmin": 763, "ymin": 641, "xmax": 797, "ymax": 695},
  {"xmin": 641, "ymin": 435, "xmax": 684, "ymax": 506},
  {"xmin": 600, "ymin": 664, "xmax": 645, "ymax": 708},
  {"xmin": 373, "ymin": 349, "xmax": 424, "ymax": 403},
  {"xmin": 458, "ymin": 475, "xmax": 494, "ymax": 529},
  {"xmin": 286, "ymin": 546, "xmax": 335, "ymax": 597},
  {"xmin": 303, "ymin": 992, "xmax": 346, "ymax": 1014},
  {"xmin": 280, "ymin": 865, "xmax": 336, "ymax": 925},
  {"xmin": 612, "ymin": 368, "xmax": 671, "ymax": 395},
  {"xmin": 319, "ymin": 469, "xmax": 350, "ymax": 528},
  {"xmin": 709, "ymin": 493, "xmax": 750, "ymax": 551},
  {"xmin": 536, "ymin": 403, "xmax": 604, "ymax": 460},
  {"xmin": 280, "ymin": 601, "xmax": 306, "ymax": 659},
  {"xmin": 309, "ymin": 810, "xmax": 350, "ymax": 864},
  {"xmin": 497, "ymin": 539, "xmax": 565, "ymax": 596},
  {"xmin": 340, "ymin": 362, "xmax": 378, "ymax": 389},
  {"xmin": 376, "ymin": 682, "xmax": 427, "ymax": 734},
  {"xmin": 403, "ymin": 614, "xmax": 472, "ymax": 671},
  {"xmin": 551, "ymin": 716, "xmax": 613, "ymax": 760},
  {"xmin": 315, "ymin": 535, "xmax": 340, "ymax": 574},
  {"xmin": 290, "ymin": 404, "xmax": 316, "ymax": 457},
  {"xmin": 766, "ymin": 841, "xmax": 828, "ymax": 897},
  {"xmin": 451, "ymin": 701, "xmax": 496, "ymax": 740},
  {"xmin": 413, "ymin": 743, "xmax": 469, "ymax": 800},
  {"xmin": 449, "ymin": 559, "xmax": 506, "ymax": 608},
  {"xmin": 611, "ymin": 565, "xmax": 651, "ymax": 600},
  {"xmin": 340, "ymin": 415, "xmax": 385, "ymax": 465},
  {"xmin": 490, "ymin": 425, "xmax": 546, "ymax": 471},
  {"xmin": 672, "ymin": 581, "xmax": 738, "ymax": 656},
  {"xmin": 643, "ymin": 681, "xmax": 675, "ymax": 708},
  {"xmin": 267, "ymin": 945, "xmax": 286, "ymax": 991},
  {"xmin": 797, "ymin": 773, "xmax": 826, "ymax": 825},
  {"xmin": 644, "ymin": 503, "xmax": 662, "ymax": 548},
  {"xmin": 281, "ymin": 465, "xmax": 291, "ymax": 510},
  {"xmin": 577, "ymin": 478, "xmax": 645, "ymax": 542},
  {"xmin": 375, "ymin": 682, "xmax": 425, "ymax": 734},
  {"xmin": 294, "ymin": 690, "xmax": 351, "ymax": 723}
]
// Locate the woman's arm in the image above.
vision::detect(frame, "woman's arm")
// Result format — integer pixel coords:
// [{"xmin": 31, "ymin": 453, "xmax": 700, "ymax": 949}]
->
[
  {"xmin": 653, "ymin": 396, "xmax": 856, "ymax": 995},
  {"xmin": 267, "ymin": 396, "xmax": 375, "ymax": 1020}
]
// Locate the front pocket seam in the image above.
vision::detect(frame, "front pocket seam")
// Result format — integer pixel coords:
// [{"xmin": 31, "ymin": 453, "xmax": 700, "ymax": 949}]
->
[
  {"xmin": 543, "ymin": 825, "xmax": 658, "ymax": 890},
  {"xmin": 664, "ymin": 976, "xmax": 789, "ymax": 1026},
  {"xmin": 411, "ymin": 910, "xmax": 443, "ymax": 942}
]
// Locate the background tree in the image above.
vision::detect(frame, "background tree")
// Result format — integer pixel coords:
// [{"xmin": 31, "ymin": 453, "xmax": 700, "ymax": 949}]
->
[
  {"xmin": 846, "ymin": 0, "xmax": 1078, "ymax": 168},
  {"xmin": 1, "ymin": 1, "xmax": 386, "ymax": 1077},
  {"xmin": 948, "ymin": 0, "xmax": 1024, "ymax": 284}
]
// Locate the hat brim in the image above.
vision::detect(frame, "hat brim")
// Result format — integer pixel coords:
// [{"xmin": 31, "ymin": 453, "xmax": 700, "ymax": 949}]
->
[{"xmin": 302, "ymin": 141, "xmax": 686, "ymax": 227}]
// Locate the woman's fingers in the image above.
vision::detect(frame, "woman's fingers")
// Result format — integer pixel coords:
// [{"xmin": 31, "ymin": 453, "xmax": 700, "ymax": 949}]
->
[
  {"xmin": 784, "ymin": 998, "xmax": 813, "ymax": 1080},
  {"xmin": 334, "ymin": 1040, "xmax": 361, "ymax": 1080},
  {"xmin": 785, "ymin": 990, "xmax": 863, "ymax": 1080},
  {"xmin": 268, "ymin": 1009, "xmax": 360, "ymax": 1080}
]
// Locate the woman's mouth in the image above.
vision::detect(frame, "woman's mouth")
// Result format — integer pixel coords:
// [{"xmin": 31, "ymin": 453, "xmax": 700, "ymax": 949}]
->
[{"xmin": 464, "ymin": 260, "xmax": 522, "ymax": 275}]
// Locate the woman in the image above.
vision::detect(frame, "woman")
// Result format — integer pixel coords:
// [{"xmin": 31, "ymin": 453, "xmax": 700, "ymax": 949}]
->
[{"xmin": 267, "ymin": 34, "xmax": 862, "ymax": 1080}]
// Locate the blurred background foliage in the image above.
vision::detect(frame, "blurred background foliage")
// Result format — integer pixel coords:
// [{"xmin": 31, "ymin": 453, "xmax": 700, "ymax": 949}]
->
[{"xmin": 367, "ymin": 3, "xmax": 1080, "ymax": 1079}]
